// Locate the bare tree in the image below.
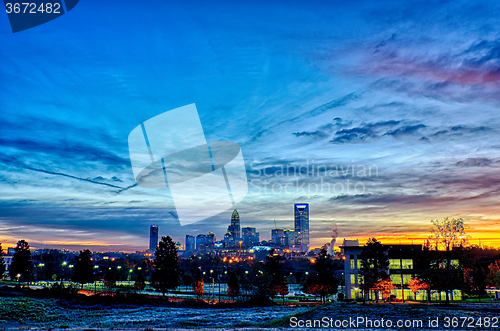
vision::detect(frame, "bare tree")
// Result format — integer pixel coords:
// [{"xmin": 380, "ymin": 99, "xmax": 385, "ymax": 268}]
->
[
  {"xmin": 428, "ymin": 217, "xmax": 469, "ymax": 304},
  {"xmin": 429, "ymin": 217, "xmax": 470, "ymax": 251}
]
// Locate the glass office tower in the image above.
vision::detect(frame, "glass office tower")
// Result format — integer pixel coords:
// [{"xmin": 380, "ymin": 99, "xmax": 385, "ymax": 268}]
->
[
  {"xmin": 149, "ymin": 224, "xmax": 159, "ymax": 253},
  {"xmin": 294, "ymin": 204, "xmax": 309, "ymax": 252}
]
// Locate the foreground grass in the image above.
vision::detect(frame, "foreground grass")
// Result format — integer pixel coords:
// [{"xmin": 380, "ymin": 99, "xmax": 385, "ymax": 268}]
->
[{"xmin": 0, "ymin": 296, "xmax": 499, "ymax": 330}]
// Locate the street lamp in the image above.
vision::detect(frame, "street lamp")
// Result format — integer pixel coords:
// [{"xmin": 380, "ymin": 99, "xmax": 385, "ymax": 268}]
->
[
  {"xmin": 37, "ymin": 263, "xmax": 45, "ymax": 283},
  {"xmin": 93, "ymin": 265, "xmax": 99, "ymax": 294},
  {"xmin": 61, "ymin": 262, "xmax": 68, "ymax": 283}
]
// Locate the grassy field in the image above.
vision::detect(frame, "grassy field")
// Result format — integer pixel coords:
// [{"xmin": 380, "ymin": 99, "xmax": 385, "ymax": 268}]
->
[{"xmin": 0, "ymin": 295, "xmax": 499, "ymax": 330}]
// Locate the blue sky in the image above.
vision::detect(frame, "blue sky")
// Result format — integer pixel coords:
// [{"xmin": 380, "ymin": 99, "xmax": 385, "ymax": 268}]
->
[{"xmin": 2, "ymin": 0, "xmax": 500, "ymax": 251}]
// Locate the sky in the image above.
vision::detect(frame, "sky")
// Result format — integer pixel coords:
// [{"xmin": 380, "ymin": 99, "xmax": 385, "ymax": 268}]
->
[{"xmin": 2, "ymin": 0, "xmax": 500, "ymax": 251}]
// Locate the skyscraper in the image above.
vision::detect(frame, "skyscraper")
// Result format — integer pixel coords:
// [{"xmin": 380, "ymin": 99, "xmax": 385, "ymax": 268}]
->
[
  {"xmin": 284, "ymin": 229, "xmax": 297, "ymax": 248},
  {"xmin": 228, "ymin": 209, "xmax": 240, "ymax": 240},
  {"xmin": 294, "ymin": 204, "xmax": 309, "ymax": 252},
  {"xmin": 196, "ymin": 234, "xmax": 207, "ymax": 251},
  {"xmin": 271, "ymin": 228, "xmax": 285, "ymax": 246},
  {"xmin": 242, "ymin": 227, "xmax": 259, "ymax": 247},
  {"xmin": 185, "ymin": 235, "xmax": 195, "ymax": 253},
  {"xmin": 149, "ymin": 225, "xmax": 159, "ymax": 253}
]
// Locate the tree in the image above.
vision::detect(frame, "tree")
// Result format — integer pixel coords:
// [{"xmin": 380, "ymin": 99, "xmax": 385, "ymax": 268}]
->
[
  {"xmin": 429, "ymin": 217, "xmax": 470, "ymax": 251},
  {"xmin": 246, "ymin": 261, "xmax": 271, "ymax": 300},
  {"xmin": 305, "ymin": 248, "xmax": 338, "ymax": 303},
  {"xmin": 0, "ymin": 243, "xmax": 5, "ymax": 280},
  {"xmin": 9, "ymin": 240, "xmax": 31, "ymax": 284},
  {"xmin": 372, "ymin": 278, "xmax": 396, "ymax": 302},
  {"xmin": 192, "ymin": 267, "xmax": 204, "ymax": 299},
  {"xmin": 227, "ymin": 271, "xmax": 240, "ymax": 300},
  {"xmin": 264, "ymin": 250, "xmax": 287, "ymax": 302},
  {"xmin": 415, "ymin": 244, "xmax": 435, "ymax": 302},
  {"xmin": 134, "ymin": 272, "xmax": 146, "ymax": 293},
  {"xmin": 286, "ymin": 273, "xmax": 297, "ymax": 285},
  {"xmin": 239, "ymin": 272, "xmax": 252, "ymax": 300},
  {"xmin": 486, "ymin": 261, "xmax": 500, "ymax": 288},
  {"xmin": 426, "ymin": 251, "xmax": 463, "ymax": 304},
  {"xmin": 359, "ymin": 238, "xmax": 389, "ymax": 302},
  {"xmin": 151, "ymin": 236, "xmax": 179, "ymax": 296},
  {"xmin": 428, "ymin": 218, "xmax": 469, "ymax": 304},
  {"xmin": 104, "ymin": 266, "xmax": 116, "ymax": 292},
  {"xmin": 408, "ymin": 278, "xmax": 430, "ymax": 300},
  {"xmin": 181, "ymin": 271, "xmax": 194, "ymax": 289},
  {"xmin": 472, "ymin": 261, "xmax": 486, "ymax": 302},
  {"xmin": 73, "ymin": 249, "xmax": 94, "ymax": 289}
]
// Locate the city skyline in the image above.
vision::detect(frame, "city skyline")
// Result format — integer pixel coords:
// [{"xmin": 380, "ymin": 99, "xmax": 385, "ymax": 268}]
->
[{"xmin": 2, "ymin": 0, "xmax": 500, "ymax": 251}]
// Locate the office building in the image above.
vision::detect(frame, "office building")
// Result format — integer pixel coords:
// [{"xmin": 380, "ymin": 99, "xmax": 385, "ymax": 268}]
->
[
  {"xmin": 185, "ymin": 235, "xmax": 195, "ymax": 253},
  {"xmin": 271, "ymin": 229, "xmax": 285, "ymax": 246},
  {"xmin": 284, "ymin": 229, "xmax": 297, "ymax": 248},
  {"xmin": 294, "ymin": 203, "xmax": 309, "ymax": 252},
  {"xmin": 242, "ymin": 227, "xmax": 259, "ymax": 247},
  {"xmin": 149, "ymin": 225, "xmax": 159, "ymax": 253},
  {"xmin": 206, "ymin": 232, "xmax": 216, "ymax": 248},
  {"xmin": 227, "ymin": 209, "xmax": 240, "ymax": 240},
  {"xmin": 341, "ymin": 240, "xmax": 462, "ymax": 301},
  {"xmin": 196, "ymin": 234, "xmax": 207, "ymax": 251}
]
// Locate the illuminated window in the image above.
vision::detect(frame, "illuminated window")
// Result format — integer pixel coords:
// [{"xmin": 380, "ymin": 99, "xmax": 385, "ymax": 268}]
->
[
  {"xmin": 390, "ymin": 274, "xmax": 412, "ymax": 285},
  {"xmin": 390, "ymin": 274, "xmax": 401, "ymax": 285},
  {"xmin": 350, "ymin": 274, "xmax": 357, "ymax": 284},
  {"xmin": 357, "ymin": 260, "xmax": 362, "ymax": 269},
  {"xmin": 389, "ymin": 259, "xmax": 401, "ymax": 269},
  {"xmin": 403, "ymin": 274, "xmax": 412, "ymax": 285},
  {"xmin": 402, "ymin": 259, "xmax": 413, "ymax": 269}
]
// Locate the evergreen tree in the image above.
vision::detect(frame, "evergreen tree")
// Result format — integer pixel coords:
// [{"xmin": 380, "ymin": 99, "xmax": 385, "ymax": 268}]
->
[
  {"xmin": 305, "ymin": 248, "xmax": 338, "ymax": 303},
  {"xmin": 9, "ymin": 240, "xmax": 31, "ymax": 284},
  {"xmin": 286, "ymin": 273, "xmax": 297, "ymax": 285},
  {"xmin": 0, "ymin": 243, "xmax": 5, "ymax": 280},
  {"xmin": 264, "ymin": 250, "xmax": 288, "ymax": 301},
  {"xmin": 134, "ymin": 271, "xmax": 146, "ymax": 293},
  {"xmin": 473, "ymin": 260, "xmax": 486, "ymax": 302},
  {"xmin": 104, "ymin": 266, "xmax": 116, "ymax": 292},
  {"xmin": 239, "ymin": 272, "xmax": 252, "ymax": 300},
  {"xmin": 359, "ymin": 238, "xmax": 389, "ymax": 302},
  {"xmin": 151, "ymin": 236, "xmax": 179, "ymax": 296},
  {"xmin": 73, "ymin": 249, "xmax": 94, "ymax": 289},
  {"xmin": 227, "ymin": 271, "xmax": 240, "ymax": 300}
]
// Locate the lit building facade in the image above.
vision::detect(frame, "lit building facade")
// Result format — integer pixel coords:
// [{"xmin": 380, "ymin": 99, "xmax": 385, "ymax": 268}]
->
[
  {"xmin": 294, "ymin": 203, "xmax": 309, "ymax": 252},
  {"xmin": 341, "ymin": 241, "xmax": 462, "ymax": 301}
]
